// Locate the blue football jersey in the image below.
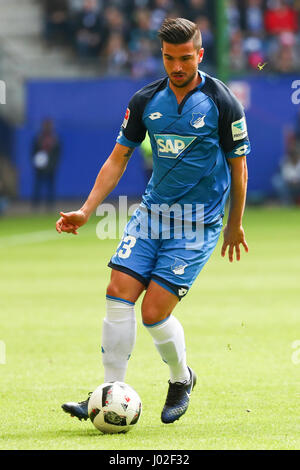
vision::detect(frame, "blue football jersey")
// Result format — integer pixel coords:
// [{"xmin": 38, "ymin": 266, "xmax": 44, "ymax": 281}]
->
[{"xmin": 117, "ymin": 71, "xmax": 251, "ymax": 224}]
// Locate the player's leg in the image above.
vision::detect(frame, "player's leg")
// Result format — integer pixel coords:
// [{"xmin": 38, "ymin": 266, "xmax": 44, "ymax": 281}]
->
[
  {"xmin": 142, "ymin": 281, "xmax": 190, "ymax": 383},
  {"xmin": 62, "ymin": 270, "xmax": 145, "ymax": 420},
  {"xmin": 46, "ymin": 172, "xmax": 55, "ymax": 211},
  {"xmin": 143, "ymin": 220, "xmax": 223, "ymax": 423},
  {"xmin": 32, "ymin": 171, "xmax": 42, "ymax": 208},
  {"xmin": 102, "ymin": 205, "xmax": 160, "ymax": 382},
  {"xmin": 142, "ymin": 281, "xmax": 196, "ymax": 423},
  {"xmin": 102, "ymin": 269, "xmax": 145, "ymax": 383},
  {"xmin": 62, "ymin": 205, "xmax": 155, "ymax": 420}
]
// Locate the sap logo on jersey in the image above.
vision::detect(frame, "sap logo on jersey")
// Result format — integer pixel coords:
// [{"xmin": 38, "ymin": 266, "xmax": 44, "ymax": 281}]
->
[{"xmin": 154, "ymin": 134, "xmax": 196, "ymax": 158}]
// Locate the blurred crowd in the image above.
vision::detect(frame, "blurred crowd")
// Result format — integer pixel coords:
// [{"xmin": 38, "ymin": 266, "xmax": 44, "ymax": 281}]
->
[
  {"xmin": 272, "ymin": 109, "xmax": 300, "ymax": 205},
  {"xmin": 42, "ymin": 0, "xmax": 214, "ymax": 77},
  {"xmin": 42, "ymin": 0, "xmax": 300, "ymax": 77},
  {"xmin": 228, "ymin": 0, "xmax": 300, "ymax": 74}
]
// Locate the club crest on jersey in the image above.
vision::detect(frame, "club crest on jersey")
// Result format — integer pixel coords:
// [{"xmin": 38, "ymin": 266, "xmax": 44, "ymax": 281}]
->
[
  {"xmin": 190, "ymin": 113, "xmax": 206, "ymax": 129},
  {"xmin": 171, "ymin": 258, "xmax": 188, "ymax": 275},
  {"xmin": 154, "ymin": 134, "xmax": 196, "ymax": 159}
]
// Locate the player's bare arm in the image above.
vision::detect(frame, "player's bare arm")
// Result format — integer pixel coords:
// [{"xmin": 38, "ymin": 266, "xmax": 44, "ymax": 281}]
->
[
  {"xmin": 221, "ymin": 156, "xmax": 249, "ymax": 262},
  {"xmin": 55, "ymin": 143, "xmax": 134, "ymax": 235}
]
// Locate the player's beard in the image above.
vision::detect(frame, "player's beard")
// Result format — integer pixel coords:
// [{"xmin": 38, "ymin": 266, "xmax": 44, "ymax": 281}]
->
[{"xmin": 169, "ymin": 70, "xmax": 198, "ymax": 89}]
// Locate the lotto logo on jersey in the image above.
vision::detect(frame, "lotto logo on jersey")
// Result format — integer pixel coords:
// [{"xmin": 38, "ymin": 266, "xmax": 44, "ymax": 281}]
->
[
  {"xmin": 231, "ymin": 117, "xmax": 247, "ymax": 141},
  {"xmin": 234, "ymin": 142, "xmax": 249, "ymax": 156},
  {"xmin": 154, "ymin": 134, "xmax": 197, "ymax": 159},
  {"xmin": 122, "ymin": 108, "xmax": 130, "ymax": 128}
]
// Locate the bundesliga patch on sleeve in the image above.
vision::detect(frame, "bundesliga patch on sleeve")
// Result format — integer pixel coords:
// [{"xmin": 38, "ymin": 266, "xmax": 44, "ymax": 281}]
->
[
  {"xmin": 122, "ymin": 108, "xmax": 130, "ymax": 128},
  {"xmin": 231, "ymin": 117, "xmax": 248, "ymax": 141}
]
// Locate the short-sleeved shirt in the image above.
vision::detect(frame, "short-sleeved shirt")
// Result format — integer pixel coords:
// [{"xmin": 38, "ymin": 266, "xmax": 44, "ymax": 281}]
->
[{"xmin": 117, "ymin": 70, "xmax": 251, "ymax": 224}]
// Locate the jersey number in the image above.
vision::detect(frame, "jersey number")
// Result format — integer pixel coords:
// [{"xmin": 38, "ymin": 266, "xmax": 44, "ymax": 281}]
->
[{"xmin": 117, "ymin": 236, "xmax": 137, "ymax": 259}]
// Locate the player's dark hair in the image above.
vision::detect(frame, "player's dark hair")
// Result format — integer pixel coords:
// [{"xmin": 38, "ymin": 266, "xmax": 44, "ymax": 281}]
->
[{"xmin": 158, "ymin": 18, "xmax": 202, "ymax": 51}]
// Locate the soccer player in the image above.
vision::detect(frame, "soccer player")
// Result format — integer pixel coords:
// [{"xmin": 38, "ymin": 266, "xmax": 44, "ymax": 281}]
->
[{"xmin": 56, "ymin": 18, "xmax": 250, "ymax": 424}]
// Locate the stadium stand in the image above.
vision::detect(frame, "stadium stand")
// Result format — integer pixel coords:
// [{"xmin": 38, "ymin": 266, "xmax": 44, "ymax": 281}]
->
[
  {"xmin": 0, "ymin": 0, "xmax": 299, "ymax": 123},
  {"xmin": 40, "ymin": 0, "xmax": 300, "ymax": 76}
]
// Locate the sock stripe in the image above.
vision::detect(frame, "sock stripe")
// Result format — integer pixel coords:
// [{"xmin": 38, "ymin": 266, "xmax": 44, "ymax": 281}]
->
[
  {"xmin": 106, "ymin": 294, "xmax": 135, "ymax": 306},
  {"xmin": 143, "ymin": 315, "xmax": 170, "ymax": 328}
]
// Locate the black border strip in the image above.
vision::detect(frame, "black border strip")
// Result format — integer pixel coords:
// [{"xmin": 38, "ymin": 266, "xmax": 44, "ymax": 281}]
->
[
  {"xmin": 108, "ymin": 262, "xmax": 149, "ymax": 287},
  {"xmin": 151, "ymin": 274, "xmax": 189, "ymax": 301},
  {"xmin": 107, "ymin": 263, "xmax": 189, "ymax": 301}
]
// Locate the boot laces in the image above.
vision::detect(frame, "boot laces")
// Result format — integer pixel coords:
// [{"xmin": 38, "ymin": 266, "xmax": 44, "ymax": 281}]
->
[
  {"xmin": 78, "ymin": 392, "xmax": 92, "ymax": 406},
  {"xmin": 165, "ymin": 382, "xmax": 187, "ymax": 406}
]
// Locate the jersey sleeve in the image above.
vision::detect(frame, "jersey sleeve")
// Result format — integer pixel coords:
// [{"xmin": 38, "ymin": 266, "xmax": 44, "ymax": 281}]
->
[
  {"xmin": 218, "ymin": 84, "xmax": 251, "ymax": 159},
  {"xmin": 116, "ymin": 92, "xmax": 147, "ymax": 148}
]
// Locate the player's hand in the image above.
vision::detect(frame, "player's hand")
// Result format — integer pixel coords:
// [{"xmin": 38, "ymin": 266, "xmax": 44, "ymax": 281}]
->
[
  {"xmin": 221, "ymin": 224, "xmax": 248, "ymax": 262},
  {"xmin": 55, "ymin": 210, "xmax": 88, "ymax": 235}
]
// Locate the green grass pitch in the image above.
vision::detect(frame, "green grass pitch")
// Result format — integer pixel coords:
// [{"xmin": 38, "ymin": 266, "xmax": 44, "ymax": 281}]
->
[{"xmin": 0, "ymin": 206, "xmax": 299, "ymax": 450}]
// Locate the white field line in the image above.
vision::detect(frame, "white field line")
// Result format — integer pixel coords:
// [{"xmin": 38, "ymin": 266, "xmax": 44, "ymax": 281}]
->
[{"xmin": 0, "ymin": 227, "xmax": 94, "ymax": 248}]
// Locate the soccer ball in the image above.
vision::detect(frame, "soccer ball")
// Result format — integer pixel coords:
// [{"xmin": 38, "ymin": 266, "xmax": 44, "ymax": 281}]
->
[{"xmin": 88, "ymin": 381, "xmax": 142, "ymax": 434}]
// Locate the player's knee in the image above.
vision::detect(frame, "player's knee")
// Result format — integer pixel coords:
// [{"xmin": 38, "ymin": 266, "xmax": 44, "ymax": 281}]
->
[
  {"xmin": 106, "ymin": 281, "xmax": 136, "ymax": 304},
  {"xmin": 106, "ymin": 281, "xmax": 125, "ymax": 300},
  {"xmin": 141, "ymin": 304, "xmax": 165, "ymax": 326}
]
